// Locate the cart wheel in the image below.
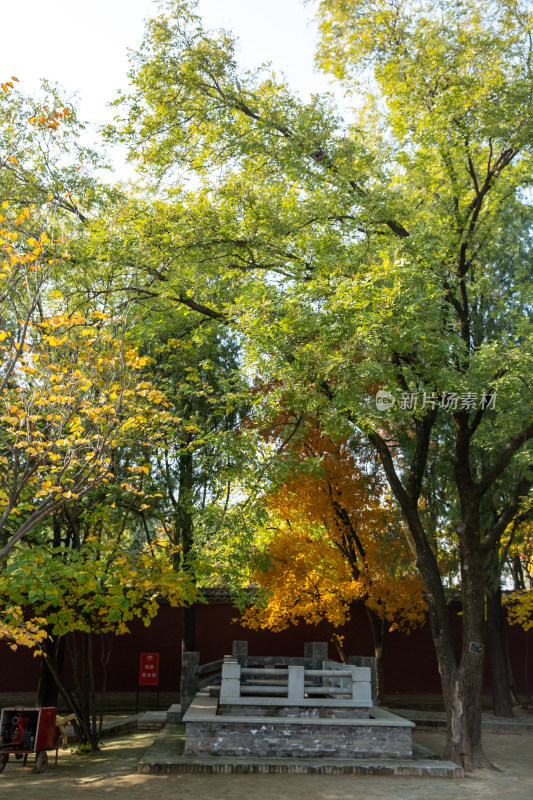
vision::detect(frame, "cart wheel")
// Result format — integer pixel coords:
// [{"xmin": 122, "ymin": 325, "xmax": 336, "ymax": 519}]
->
[
  {"xmin": 35, "ymin": 750, "xmax": 48, "ymax": 774},
  {"xmin": 0, "ymin": 753, "xmax": 8, "ymax": 773}
]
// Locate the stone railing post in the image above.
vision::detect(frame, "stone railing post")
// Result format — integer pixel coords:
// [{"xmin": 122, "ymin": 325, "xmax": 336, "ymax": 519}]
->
[
  {"xmin": 220, "ymin": 657, "xmax": 241, "ymax": 699},
  {"xmin": 348, "ymin": 656, "xmax": 378, "ymax": 706},
  {"xmin": 304, "ymin": 641, "xmax": 328, "ymax": 686},
  {"xmin": 180, "ymin": 650, "xmax": 200, "ymax": 718},
  {"xmin": 304, "ymin": 641, "xmax": 328, "ymax": 661},
  {"xmin": 232, "ymin": 640, "xmax": 248, "ymax": 666},
  {"xmin": 350, "ymin": 666, "xmax": 372, "ymax": 704},
  {"xmin": 288, "ymin": 665, "xmax": 304, "ymax": 699}
]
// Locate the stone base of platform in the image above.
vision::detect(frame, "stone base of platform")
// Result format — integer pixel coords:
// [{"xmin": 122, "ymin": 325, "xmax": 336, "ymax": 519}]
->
[
  {"xmin": 183, "ymin": 692, "xmax": 414, "ymax": 759},
  {"xmin": 138, "ymin": 723, "xmax": 463, "ymax": 777}
]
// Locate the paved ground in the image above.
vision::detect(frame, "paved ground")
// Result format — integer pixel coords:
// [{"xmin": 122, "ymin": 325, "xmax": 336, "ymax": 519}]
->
[
  {"xmin": 1, "ymin": 728, "xmax": 533, "ymax": 800},
  {"xmin": 394, "ymin": 708, "xmax": 533, "ymax": 733}
]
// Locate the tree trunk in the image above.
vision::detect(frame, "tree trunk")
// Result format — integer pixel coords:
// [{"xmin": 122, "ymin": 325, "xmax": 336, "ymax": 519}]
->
[
  {"xmin": 42, "ymin": 651, "xmax": 93, "ymax": 745},
  {"xmin": 369, "ymin": 425, "xmax": 493, "ymax": 769},
  {"xmin": 524, "ymin": 629, "xmax": 532, "ymax": 705},
  {"xmin": 510, "ymin": 554, "xmax": 526, "ymax": 591},
  {"xmin": 486, "ymin": 581, "xmax": 514, "ymax": 717},
  {"xmin": 409, "ymin": 528, "xmax": 489, "ymax": 769},
  {"xmin": 37, "ymin": 631, "xmax": 65, "ymax": 707},
  {"xmin": 442, "ymin": 539, "xmax": 488, "ymax": 769},
  {"xmin": 176, "ymin": 449, "xmax": 196, "ymax": 654},
  {"xmin": 181, "ymin": 604, "xmax": 196, "ymax": 654},
  {"xmin": 37, "ymin": 515, "xmax": 65, "ymax": 706},
  {"xmin": 81, "ymin": 632, "xmax": 92, "ymax": 746},
  {"xmin": 366, "ymin": 608, "xmax": 388, "ymax": 705},
  {"xmin": 321, "ymin": 621, "xmax": 347, "ymax": 662}
]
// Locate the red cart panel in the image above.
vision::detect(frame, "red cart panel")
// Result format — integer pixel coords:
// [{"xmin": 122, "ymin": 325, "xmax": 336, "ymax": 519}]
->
[{"xmin": 35, "ymin": 708, "xmax": 57, "ymax": 750}]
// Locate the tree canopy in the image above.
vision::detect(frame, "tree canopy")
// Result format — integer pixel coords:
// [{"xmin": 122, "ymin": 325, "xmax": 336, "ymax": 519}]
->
[
  {"xmin": 105, "ymin": 0, "xmax": 533, "ymax": 768},
  {"xmin": 0, "ymin": 0, "xmax": 532, "ymax": 770}
]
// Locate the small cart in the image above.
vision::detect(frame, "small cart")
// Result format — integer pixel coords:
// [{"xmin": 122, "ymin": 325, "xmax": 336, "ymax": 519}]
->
[{"xmin": 0, "ymin": 707, "xmax": 60, "ymax": 774}]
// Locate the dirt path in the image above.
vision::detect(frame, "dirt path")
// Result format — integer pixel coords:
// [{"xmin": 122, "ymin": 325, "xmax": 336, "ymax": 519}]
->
[{"xmin": 1, "ymin": 729, "xmax": 532, "ymax": 800}]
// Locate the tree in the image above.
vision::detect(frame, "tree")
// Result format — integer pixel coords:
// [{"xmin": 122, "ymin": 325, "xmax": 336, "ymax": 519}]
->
[
  {"xmin": 0, "ymin": 77, "xmax": 165, "ymax": 559},
  {"xmin": 56, "ymin": 185, "xmax": 257, "ymax": 656},
  {"xmin": 0, "ymin": 309, "xmax": 172, "ymax": 560},
  {"xmin": 140, "ymin": 322, "xmax": 248, "ymax": 654},
  {"xmin": 110, "ymin": 0, "xmax": 533, "ymax": 768},
  {"xmin": 502, "ymin": 513, "xmax": 533, "ymax": 705},
  {"xmin": 244, "ymin": 522, "xmax": 363, "ymax": 656},
  {"xmin": 242, "ymin": 423, "xmax": 425, "ymax": 699},
  {"xmin": 0, "ymin": 533, "xmax": 196, "ymax": 748}
]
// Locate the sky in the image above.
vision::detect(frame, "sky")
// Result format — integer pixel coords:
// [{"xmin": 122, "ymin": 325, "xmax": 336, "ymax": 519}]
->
[{"xmin": 0, "ymin": 0, "xmax": 338, "ymax": 135}]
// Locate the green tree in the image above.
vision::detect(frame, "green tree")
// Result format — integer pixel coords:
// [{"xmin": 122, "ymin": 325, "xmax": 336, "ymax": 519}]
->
[
  {"xmin": 0, "ymin": 532, "xmax": 195, "ymax": 748},
  {"xmin": 110, "ymin": 0, "xmax": 533, "ymax": 768},
  {"xmin": 57, "ymin": 186, "xmax": 257, "ymax": 653}
]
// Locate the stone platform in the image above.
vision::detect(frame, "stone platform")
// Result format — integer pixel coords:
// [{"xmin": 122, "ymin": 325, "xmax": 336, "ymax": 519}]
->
[
  {"xmin": 183, "ymin": 691, "xmax": 414, "ymax": 760},
  {"xmin": 137, "ymin": 721, "xmax": 464, "ymax": 777}
]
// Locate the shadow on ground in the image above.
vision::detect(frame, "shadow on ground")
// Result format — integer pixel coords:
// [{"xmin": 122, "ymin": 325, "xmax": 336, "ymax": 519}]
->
[{"xmin": 1, "ymin": 728, "xmax": 532, "ymax": 800}]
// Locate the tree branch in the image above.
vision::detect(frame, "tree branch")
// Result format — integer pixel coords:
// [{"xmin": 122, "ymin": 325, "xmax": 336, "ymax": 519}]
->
[
  {"xmin": 480, "ymin": 477, "xmax": 532, "ymax": 555},
  {"xmin": 478, "ymin": 422, "xmax": 533, "ymax": 497}
]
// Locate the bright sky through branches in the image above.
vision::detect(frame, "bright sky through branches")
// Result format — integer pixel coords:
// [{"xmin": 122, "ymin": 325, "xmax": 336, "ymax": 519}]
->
[{"xmin": 0, "ymin": 0, "xmax": 335, "ymax": 132}]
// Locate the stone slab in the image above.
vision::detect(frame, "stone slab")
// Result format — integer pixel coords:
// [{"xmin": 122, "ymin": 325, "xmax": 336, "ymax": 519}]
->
[
  {"xmin": 138, "ymin": 711, "xmax": 168, "ymax": 729},
  {"xmin": 167, "ymin": 704, "xmax": 182, "ymax": 723},
  {"xmin": 219, "ymin": 696, "xmax": 372, "ymax": 710},
  {"xmin": 219, "ymin": 704, "xmax": 369, "ymax": 718},
  {"xmin": 186, "ymin": 693, "xmax": 412, "ymax": 728}
]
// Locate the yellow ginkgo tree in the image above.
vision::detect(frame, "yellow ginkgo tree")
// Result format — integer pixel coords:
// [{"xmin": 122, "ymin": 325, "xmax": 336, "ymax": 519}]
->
[
  {"xmin": 0, "ymin": 311, "xmax": 172, "ymax": 559},
  {"xmin": 0, "ymin": 200, "xmax": 173, "ymax": 560}
]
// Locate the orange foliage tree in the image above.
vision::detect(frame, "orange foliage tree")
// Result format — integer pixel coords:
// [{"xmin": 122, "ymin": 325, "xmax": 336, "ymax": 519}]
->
[{"xmin": 243, "ymin": 424, "xmax": 426, "ymax": 699}]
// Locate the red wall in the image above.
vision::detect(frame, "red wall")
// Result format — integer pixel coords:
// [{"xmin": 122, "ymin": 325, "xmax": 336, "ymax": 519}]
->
[{"xmin": 1, "ymin": 602, "xmax": 531, "ymax": 698}]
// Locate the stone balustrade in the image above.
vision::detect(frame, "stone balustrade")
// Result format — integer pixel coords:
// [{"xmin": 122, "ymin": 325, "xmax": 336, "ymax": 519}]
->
[{"xmin": 219, "ymin": 657, "xmax": 372, "ymax": 715}]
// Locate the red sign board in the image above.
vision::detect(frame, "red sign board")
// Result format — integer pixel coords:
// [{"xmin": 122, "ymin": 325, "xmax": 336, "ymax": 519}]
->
[{"xmin": 139, "ymin": 652, "xmax": 160, "ymax": 686}]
